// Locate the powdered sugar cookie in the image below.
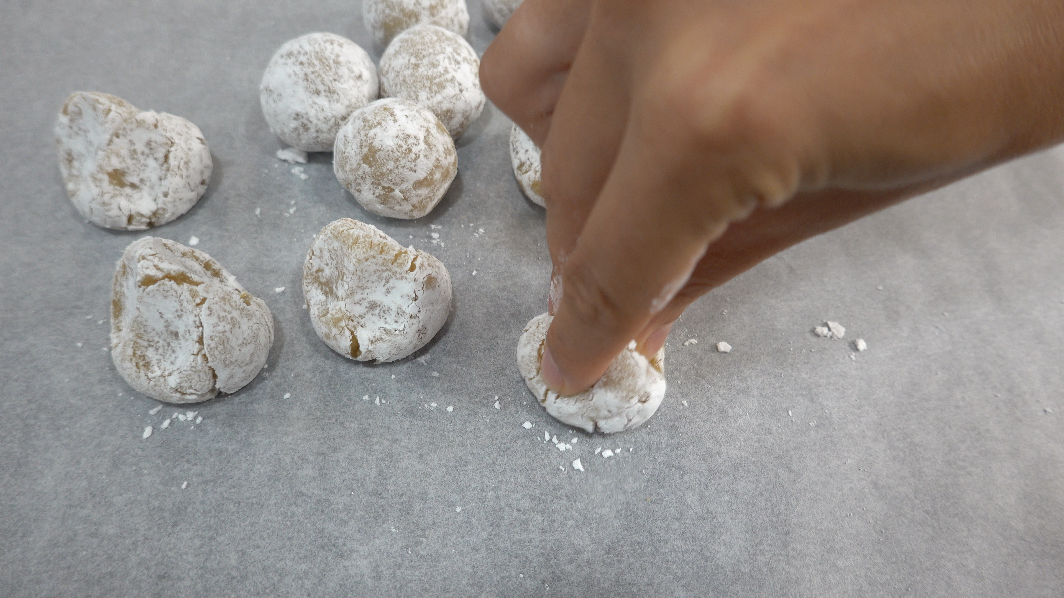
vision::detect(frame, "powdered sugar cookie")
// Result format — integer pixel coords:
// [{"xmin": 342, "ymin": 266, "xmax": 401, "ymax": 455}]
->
[
  {"xmin": 111, "ymin": 237, "xmax": 274, "ymax": 404},
  {"xmin": 260, "ymin": 32, "xmax": 378, "ymax": 152},
  {"xmin": 379, "ymin": 24, "xmax": 484, "ymax": 137},
  {"xmin": 55, "ymin": 92, "xmax": 212, "ymax": 231},
  {"xmin": 363, "ymin": 0, "xmax": 469, "ymax": 48},
  {"xmin": 483, "ymin": 0, "xmax": 523, "ymax": 29},
  {"xmin": 303, "ymin": 219, "xmax": 452, "ymax": 362},
  {"xmin": 509, "ymin": 124, "xmax": 544, "ymax": 207},
  {"xmin": 517, "ymin": 314, "xmax": 666, "ymax": 433},
  {"xmin": 334, "ymin": 98, "xmax": 456, "ymax": 219}
]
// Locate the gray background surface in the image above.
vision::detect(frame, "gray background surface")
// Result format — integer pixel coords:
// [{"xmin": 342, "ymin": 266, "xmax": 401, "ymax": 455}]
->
[{"xmin": 2, "ymin": 1, "xmax": 1063, "ymax": 596}]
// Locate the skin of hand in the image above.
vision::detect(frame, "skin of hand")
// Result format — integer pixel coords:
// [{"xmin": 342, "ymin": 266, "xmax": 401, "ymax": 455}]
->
[{"xmin": 480, "ymin": 0, "xmax": 1064, "ymax": 395}]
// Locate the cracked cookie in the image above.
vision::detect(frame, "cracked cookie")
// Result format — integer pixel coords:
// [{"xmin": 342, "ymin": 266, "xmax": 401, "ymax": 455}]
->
[
  {"xmin": 303, "ymin": 219, "xmax": 452, "ymax": 362},
  {"xmin": 55, "ymin": 92, "xmax": 212, "ymax": 231},
  {"xmin": 111, "ymin": 237, "xmax": 274, "ymax": 404}
]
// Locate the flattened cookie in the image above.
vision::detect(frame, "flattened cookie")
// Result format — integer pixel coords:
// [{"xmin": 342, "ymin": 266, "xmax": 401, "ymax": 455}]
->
[{"xmin": 517, "ymin": 314, "xmax": 666, "ymax": 433}]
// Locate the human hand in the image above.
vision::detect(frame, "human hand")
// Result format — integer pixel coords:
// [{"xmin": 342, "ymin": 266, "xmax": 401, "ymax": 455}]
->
[{"xmin": 481, "ymin": 0, "xmax": 1064, "ymax": 395}]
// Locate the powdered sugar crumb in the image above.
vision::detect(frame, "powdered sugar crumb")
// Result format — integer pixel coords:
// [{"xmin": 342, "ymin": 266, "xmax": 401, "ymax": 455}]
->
[
  {"xmin": 716, "ymin": 341, "xmax": 732, "ymax": 353},
  {"xmin": 142, "ymin": 426, "xmax": 152, "ymax": 439},
  {"xmin": 522, "ymin": 421, "xmax": 533, "ymax": 429},
  {"xmin": 276, "ymin": 147, "xmax": 308, "ymax": 164}
]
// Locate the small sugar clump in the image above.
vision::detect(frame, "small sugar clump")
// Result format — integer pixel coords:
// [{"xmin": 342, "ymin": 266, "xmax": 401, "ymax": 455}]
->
[
  {"xmin": 509, "ymin": 124, "xmax": 544, "ymax": 207},
  {"xmin": 303, "ymin": 219, "xmax": 452, "ymax": 362},
  {"xmin": 379, "ymin": 24, "xmax": 484, "ymax": 137},
  {"xmin": 363, "ymin": 0, "xmax": 469, "ymax": 48},
  {"xmin": 55, "ymin": 92, "xmax": 212, "ymax": 231},
  {"xmin": 111, "ymin": 237, "xmax": 274, "ymax": 404},
  {"xmin": 260, "ymin": 33, "xmax": 378, "ymax": 152},
  {"xmin": 483, "ymin": 0, "xmax": 524, "ymax": 29},
  {"xmin": 516, "ymin": 314, "xmax": 666, "ymax": 434},
  {"xmin": 334, "ymin": 99, "xmax": 456, "ymax": 219}
]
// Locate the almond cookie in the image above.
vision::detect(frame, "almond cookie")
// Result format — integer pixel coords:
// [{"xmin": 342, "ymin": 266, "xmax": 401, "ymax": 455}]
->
[
  {"xmin": 363, "ymin": 0, "xmax": 469, "ymax": 48},
  {"xmin": 379, "ymin": 24, "xmax": 484, "ymax": 138},
  {"xmin": 303, "ymin": 219, "xmax": 452, "ymax": 362},
  {"xmin": 516, "ymin": 314, "xmax": 666, "ymax": 433},
  {"xmin": 55, "ymin": 92, "xmax": 212, "ymax": 231},
  {"xmin": 334, "ymin": 98, "xmax": 457, "ymax": 219},
  {"xmin": 260, "ymin": 32, "xmax": 379, "ymax": 152},
  {"xmin": 111, "ymin": 237, "xmax": 274, "ymax": 404},
  {"xmin": 509, "ymin": 124, "xmax": 544, "ymax": 207}
]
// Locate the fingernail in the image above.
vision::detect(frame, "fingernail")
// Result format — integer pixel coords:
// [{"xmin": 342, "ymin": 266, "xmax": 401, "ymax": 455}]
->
[{"xmin": 541, "ymin": 343, "xmax": 567, "ymax": 394}]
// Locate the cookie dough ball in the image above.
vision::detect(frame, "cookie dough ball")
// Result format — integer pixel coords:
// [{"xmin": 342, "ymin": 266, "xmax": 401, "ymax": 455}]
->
[
  {"xmin": 517, "ymin": 314, "xmax": 666, "ymax": 433},
  {"xmin": 334, "ymin": 99, "xmax": 457, "ymax": 219},
  {"xmin": 509, "ymin": 124, "xmax": 544, "ymax": 207},
  {"xmin": 111, "ymin": 237, "xmax": 274, "ymax": 404},
  {"xmin": 483, "ymin": 0, "xmax": 523, "ymax": 29},
  {"xmin": 363, "ymin": 0, "xmax": 469, "ymax": 48},
  {"xmin": 55, "ymin": 92, "xmax": 212, "ymax": 231},
  {"xmin": 303, "ymin": 218, "xmax": 452, "ymax": 362},
  {"xmin": 379, "ymin": 24, "xmax": 484, "ymax": 137},
  {"xmin": 260, "ymin": 32, "xmax": 379, "ymax": 152}
]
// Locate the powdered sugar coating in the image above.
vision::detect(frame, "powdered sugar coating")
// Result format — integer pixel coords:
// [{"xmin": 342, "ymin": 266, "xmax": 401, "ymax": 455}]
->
[
  {"xmin": 303, "ymin": 219, "xmax": 452, "ymax": 362},
  {"xmin": 259, "ymin": 33, "xmax": 379, "ymax": 152},
  {"xmin": 483, "ymin": 0, "xmax": 523, "ymax": 29},
  {"xmin": 55, "ymin": 92, "xmax": 212, "ymax": 231},
  {"xmin": 379, "ymin": 24, "xmax": 484, "ymax": 138},
  {"xmin": 363, "ymin": 0, "xmax": 469, "ymax": 48},
  {"xmin": 517, "ymin": 314, "xmax": 666, "ymax": 433},
  {"xmin": 111, "ymin": 237, "xmax": 274, "ymax": 404},
  {"xmin": 334, "ymin": 99, "xmax": 456, "ymax": 219},
  {"xmin": 509, "ymin": 124, "xmax": 544, "ymax": 207}
]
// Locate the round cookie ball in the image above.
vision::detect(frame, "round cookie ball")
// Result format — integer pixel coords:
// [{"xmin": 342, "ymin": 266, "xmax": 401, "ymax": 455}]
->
[
  {"xmin": 379, "ymin": 24, "xmax": 484, "ymax": 138},
  {"xmin": 516, "ymin": 314, "xmax": 666, "ymax": 433},
  {"xmin": 111, "ymin": 237, "xmax": 274, "ymax": 404},
  {"xmin": 303, "ymin": 218, "xmax": 452, "ymax": 362},
  {"xmin": 55, "ymin": 91, "xmax": 212, "ymax": 231},
  {"xmin": 509, "ymin": 124, "xmax": 544, "ymax": 207},
  {"xmin": 260, "ymin": 32, "xmax": 379, "ymax": 152},
  {"xmin": 363, "ymin": 0, "xmax": 469, "ymax": 48},
  {"xmin": 483, "ymin": 0, "xmax": 523, "ymax": 29},
  {"xmin": 334, "ymin": 99, "xmax": 457, "ymax": 219}
]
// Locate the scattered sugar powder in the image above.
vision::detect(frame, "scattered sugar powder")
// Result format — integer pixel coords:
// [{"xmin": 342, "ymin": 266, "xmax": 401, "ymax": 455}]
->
[
  {"xmin": 683, "ymin": 338, "xmax": 698, "ymax": 346},
  {"xmin": 283, "ymin": 393, "xmax": 291, "ymax": 399},
  {"xmin": 275, "ymin": 287, "xmax": 285, "ymax": 293},
  {"xmin": 521, "ymin": 421, "xmax": 533, "ymax": 429},
  {"xmin": 276, "ymin": 147, "xmax": 308, "ymax": 164},
  {"xmin": 149, "ymin": 405, "xmax": 162, "ymax": 415},
  {"xmin": 572, "ymin": 459, "xmax": 584, "ymax": 472},
  {"xmin": 716, "ymin": 341, "xmax": 732, "ymax": 353},
  {"xmin": 188, "ymin": 236, "xmax": 200, "ymax": 246},
  {"xmin": 602, "ymin": 449, "xmax": 614, "ymax": 459},
  {"xmin": 142, "ymin": 426, "xmax": 153, "ymax": 439},
  {"xmin": 854, "ymin": 338, "xmax": 867, "ymax": 351},
  {"xmin": 161, "ymin": 419, "xmax": 171, "ymax": 429}
]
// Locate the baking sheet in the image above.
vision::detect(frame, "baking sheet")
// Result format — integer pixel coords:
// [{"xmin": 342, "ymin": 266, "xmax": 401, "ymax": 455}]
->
[{"xmin": 2, "ymin": 2, "xmax": 1063, "ymax": 596}]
